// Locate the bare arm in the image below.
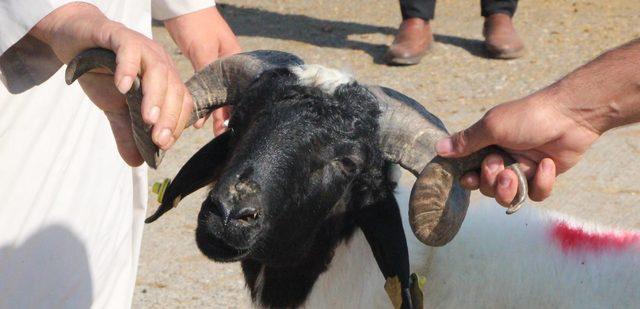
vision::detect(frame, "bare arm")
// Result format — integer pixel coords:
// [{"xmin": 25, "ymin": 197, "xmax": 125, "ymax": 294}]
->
[
  {"xmin": 163, "ymin": 6, "xmax": 241, "ymax": 134},
  {"xmin": 436, "ymin": 38, "xmax": 640, "ymax": 205},
  {"xmin": 163, "ymin": 7, "xmax": 241, "ymax": 70},
  {"xmin": 554, "ymin": 38, "xmax": 640, "ymax": 133}
]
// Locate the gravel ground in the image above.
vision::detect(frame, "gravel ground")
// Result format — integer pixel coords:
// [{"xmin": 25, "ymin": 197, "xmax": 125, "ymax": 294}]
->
[{"xmin": 133, "ymin": 1, "xmax": 640, "ymax": 307}]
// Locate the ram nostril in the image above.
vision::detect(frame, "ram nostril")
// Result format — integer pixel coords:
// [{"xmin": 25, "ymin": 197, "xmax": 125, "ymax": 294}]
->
[
  {"xmin": 209, "ymin": 198, "xmax": 231, "ymax": 224},
  {"xmin": 230, "ymin": 207, "xmax": 260, "ymax": 224}
]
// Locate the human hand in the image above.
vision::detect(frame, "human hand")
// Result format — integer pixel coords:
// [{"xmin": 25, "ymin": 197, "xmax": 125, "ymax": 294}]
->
[
  {"xmin": 436, "ymin": 92, "xmax": 600, "ymax": 206},
  {"xmin": 31, "ymin": 2, "xmax": 193, "ymax": 166},
  {"xmin": 164, "ymin": 6, "xmax": 241, "ymax": 136}
]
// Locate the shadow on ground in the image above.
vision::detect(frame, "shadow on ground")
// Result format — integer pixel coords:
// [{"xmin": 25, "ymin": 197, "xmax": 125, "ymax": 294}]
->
[{"xmin": 218, "ymin": 3, "xmax": 489, "ymax": 62}]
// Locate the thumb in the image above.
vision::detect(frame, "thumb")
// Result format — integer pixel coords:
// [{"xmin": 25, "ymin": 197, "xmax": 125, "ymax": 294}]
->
[{"xmin": 436, "ymin": 118, "xmax": 496, "ymax": 158}]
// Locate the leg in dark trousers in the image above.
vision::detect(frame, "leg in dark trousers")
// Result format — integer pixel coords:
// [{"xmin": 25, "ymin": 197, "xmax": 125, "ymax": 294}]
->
[
  {"xmin": 481, "ymin": 0, "xmax": 518, "ymax": 17},
  {"xmin": 400, "ymin": 0, "xmax": 436, "ymax": 20},
  {"xmin": 385, "ymin": 0, "xmax": 435, "ymax": 65},
  {"xmin": 481, "ymin": 0, "xmax": 524, "ymax": 59}
]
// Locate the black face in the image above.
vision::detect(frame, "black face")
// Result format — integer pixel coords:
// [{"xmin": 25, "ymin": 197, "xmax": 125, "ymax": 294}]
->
[{"xmin": 195, "ymin": 69, "xmax": 385, "ymax": 265}]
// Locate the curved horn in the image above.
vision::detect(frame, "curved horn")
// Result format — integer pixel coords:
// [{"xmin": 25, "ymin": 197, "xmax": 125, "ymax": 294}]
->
[
  {"xmin": 367, "ymin": 86, "xmax": 528, "ymax": 246},
  {"xmin": 65, "ymin": 48, "xmax": 303, "ymax": 168}
]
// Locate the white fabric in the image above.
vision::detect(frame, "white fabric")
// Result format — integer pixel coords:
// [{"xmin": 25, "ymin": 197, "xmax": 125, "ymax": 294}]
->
[
  {"xmin": 0, "ymin": 0, "xmax": 210, "ymax": 308},
  {"xmin": 152, "ymin": 0, "xmax": 215, "ymax": 20},
  {"xmin": 0, "ymin": 0, "xmax": 87, "ymax": 52}
]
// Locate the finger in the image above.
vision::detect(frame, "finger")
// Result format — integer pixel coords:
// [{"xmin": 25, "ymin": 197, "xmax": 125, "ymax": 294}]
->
[
  {"xmin": 77, "ymin": 73, "xmax": 126, "ymax": 112},
  {"xmin": 140, "ymin": 60, "xmax": 168, "ymax": 126},
  {"xmin": 460, "ymin": 172, "xmax": 480, "ymax": 190},
  {"xmin": 114, "ymin": 45, "xmax": 141, "ymax": 95},
  {"xmin": 104, "ymin": 110, "xmax": 144, "ymax": 167},
  {"xmin": 436, "ymin": 117, "xmax": 496, "ymax": 158},
  {"xmin": 174, "ymin": 91, "xmax": 194, "ymax": 138},
  {"xmin": 494, "ymin": 169, "xmax": 519, "ymax": 207},
  {"xmin": 153, "ymin": 71, "xmax": 182, "ymax": 149},
  {"xmin": 479, "ymin": 154, "xmax": 504, "ymax": 198},
  {"xmin": 529, "ymin": 158, "xmax": 556, "ymax": 201},
  {"xmin": 194, "ymin": 117, "xmax": 207, "ymax": 129},
  {"xmin": 194, "ymin": 108, "xmax": 212, "ymax": 129},
  {"xmin": 212, "ymin": 107, "xmax": 230, "ymax": 136},
  {"xmin": 509, "ymin": 153, "xmax": 538, "ymax": 180}
]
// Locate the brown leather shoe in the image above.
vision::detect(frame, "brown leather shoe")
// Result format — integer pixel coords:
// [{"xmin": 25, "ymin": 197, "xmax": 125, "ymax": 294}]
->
[
  {"xmin": 384, "ymin": 18, "xmax": 433, "ymax": 65},
  {"xmin": 483, "ymin": 13, "xmax": 525, "ymax": 59}
]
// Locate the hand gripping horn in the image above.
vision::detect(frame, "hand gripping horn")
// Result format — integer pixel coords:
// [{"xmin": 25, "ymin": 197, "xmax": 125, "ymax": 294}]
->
[
  {"xmin": 65, "ymin": 48, "xmax": 303, "ymax": 168},
  {"xmin": 368, "ymin": 86, "xmax": 527, "ymax": 246}
]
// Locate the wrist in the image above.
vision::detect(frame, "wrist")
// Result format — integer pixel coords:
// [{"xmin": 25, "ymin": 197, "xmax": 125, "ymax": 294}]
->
[
  {"xmin": 186, "ymin": 44, "xmax": 220, "ymax": 71},
  {"xmin": 30, "ymin": 2, "xmax": 117, "ymax": 63}
]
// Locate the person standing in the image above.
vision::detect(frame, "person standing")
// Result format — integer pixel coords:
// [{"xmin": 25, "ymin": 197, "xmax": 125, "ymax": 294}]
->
[
  {"xmin": 0, "ymin": 1, "xmax": 239, "ymax": 307},
  {"xmin": 385, "ymin": 0, "xmax": 524, "ymax": 65}
]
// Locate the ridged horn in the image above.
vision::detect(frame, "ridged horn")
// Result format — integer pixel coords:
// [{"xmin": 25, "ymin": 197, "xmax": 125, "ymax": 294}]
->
[{"xmin": 367, "ymin": 86, "xmax": 528, "ymax": 246}]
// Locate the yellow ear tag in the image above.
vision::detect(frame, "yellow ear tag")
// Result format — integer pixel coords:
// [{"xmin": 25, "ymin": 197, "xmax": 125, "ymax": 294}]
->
[
  {"xmin": 151, "ymin": 178, "xmax": 171, "ymax": 203},
  {"xmin": 410, "ymin": 273, "xmax": 426, "ymax": 308}
]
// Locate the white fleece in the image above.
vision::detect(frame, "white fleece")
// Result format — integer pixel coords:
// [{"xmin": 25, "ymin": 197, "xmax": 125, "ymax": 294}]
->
[
  {"xmin": 291, "ymin": 65, "xmax": 354, "ymax": 95},
  {"xmin": 302, "ymin": 172, "xmax": 640, "ymax": 308}
]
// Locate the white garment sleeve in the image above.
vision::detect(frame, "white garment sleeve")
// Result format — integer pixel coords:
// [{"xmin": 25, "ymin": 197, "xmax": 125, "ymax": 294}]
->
[
  {"xmin": 0, "ymin": 0, "xmax": 97, "ymax": 54},
  {"xmin": 151, "ymin": 0, "xmax": 215, "ymax": 21},
  {"xmin": 0, "ymin": 0, "xmax": 99, "ymax": 93}
]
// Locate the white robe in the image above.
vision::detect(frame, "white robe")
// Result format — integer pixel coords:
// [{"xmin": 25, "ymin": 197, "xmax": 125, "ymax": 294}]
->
[{"xmin": 0, "ymin": 1, "xmax": 212, "ymax": 307}]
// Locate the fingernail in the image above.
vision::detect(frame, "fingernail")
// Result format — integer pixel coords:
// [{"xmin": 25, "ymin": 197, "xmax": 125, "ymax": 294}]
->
[
  {"xmin": 541, "ymin": 159, "xmax": 553, "ymax": 174},
  {"xmin": 117, "ymin": 76, "xmax": 133, "ymax": 94},
  {"xmin": 149, "ymin": 106, "xmax": 160, "ymax": 124},
  {"xmin": 436, "ymin": 138, "xmax": 453, "ymax": 155},
  {"xmin": 166, "ymin": 136, "xmax": 176, "ymax": 149},
  {"xmin": 157, "ymin": 129, "xmax": 172, "ymax": 147},
  {"xmin": 486, "ymin": 156, "xmax": 502, "ymax": 173},
  {"xmin": 499, "ymin": 176, "xmax": 511, "ymax": 188}
]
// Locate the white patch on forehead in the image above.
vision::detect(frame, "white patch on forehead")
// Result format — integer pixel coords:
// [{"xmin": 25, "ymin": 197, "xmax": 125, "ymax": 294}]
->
[{"xmin": 290, "ymin": 64, "xmax": 354, "ymax": 95}]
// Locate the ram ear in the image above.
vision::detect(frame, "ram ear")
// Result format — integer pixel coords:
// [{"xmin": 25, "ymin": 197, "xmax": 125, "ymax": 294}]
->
[{"xmin": 145, "ymin": 131, "xmax": 232, "ymax": 223}]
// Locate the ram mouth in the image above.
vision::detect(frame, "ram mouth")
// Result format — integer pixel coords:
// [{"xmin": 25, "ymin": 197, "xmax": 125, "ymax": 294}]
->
[{"xmin": 195, "ymin": 226, "xmax": 250, "ymax": 262}]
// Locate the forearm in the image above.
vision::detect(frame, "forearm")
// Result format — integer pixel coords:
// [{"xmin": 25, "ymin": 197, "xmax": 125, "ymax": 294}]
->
[
  {"xmin": 545, "ymin": 38, "xmax": 640, "ymax": 134},
  {"xmin": 164, "ymin": 7, "xmax": 240, "ymax": 71}
]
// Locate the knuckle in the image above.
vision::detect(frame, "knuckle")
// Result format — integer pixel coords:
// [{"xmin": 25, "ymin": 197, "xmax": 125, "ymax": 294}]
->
[
  {"xmin": 160, "ymin": 112, "xmax": 180, "ymax": 126},
  {"xmin": 481, "ymin": 109, "xmax": 505, "ymax": 140},
  {"xmin": 452, "ymin": 131, "xmax": 470, "ymax": 154},
  {"xmin": 153, "ymin": 62, "xmax": 169, "ymax": 74}
]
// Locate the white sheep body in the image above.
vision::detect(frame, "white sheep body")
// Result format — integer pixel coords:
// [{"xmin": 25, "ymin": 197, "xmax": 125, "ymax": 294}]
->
[{"xmin": 303, "ymin": 172, "xmax": 640, "ymax": 308}]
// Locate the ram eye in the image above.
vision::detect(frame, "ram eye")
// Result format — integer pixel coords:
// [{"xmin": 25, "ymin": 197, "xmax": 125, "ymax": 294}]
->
[{"xmin": 336, "ymin": 157, "xmax": 358, "ymax": 175}]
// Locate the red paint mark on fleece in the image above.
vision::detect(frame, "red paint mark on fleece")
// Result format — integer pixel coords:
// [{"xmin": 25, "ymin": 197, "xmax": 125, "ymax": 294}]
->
[{"xmin": 551, "ymin": 222, "xmax": 640, "ymax": 254}]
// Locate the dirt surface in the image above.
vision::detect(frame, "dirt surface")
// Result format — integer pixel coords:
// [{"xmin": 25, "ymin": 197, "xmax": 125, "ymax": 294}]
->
[{"xmin": 133, "ymin": 1, "xmax": 640, "ymax": 307}]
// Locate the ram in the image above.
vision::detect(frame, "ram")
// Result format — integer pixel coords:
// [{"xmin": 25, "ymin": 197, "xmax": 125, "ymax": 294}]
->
[{"xmin": 67, "ymin": 49, "xmax": 640, "ymax": 308}]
